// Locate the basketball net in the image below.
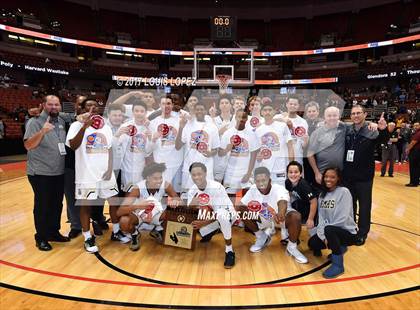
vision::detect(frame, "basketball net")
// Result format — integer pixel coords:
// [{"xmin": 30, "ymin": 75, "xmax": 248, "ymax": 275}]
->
[{"xmin": 215, "ymin": 74, "xmax": 232, "ymax": 94}]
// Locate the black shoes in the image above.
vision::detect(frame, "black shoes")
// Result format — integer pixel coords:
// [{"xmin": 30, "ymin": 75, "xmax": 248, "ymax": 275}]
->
[
  {"xmin": 36, "ymin": 240, "xmax": 52, "ymax": 251},
  {"xmin": 111, "ymin": 230, "xmax": 131, "ymax": 243},
  {"xmin": 68, "ymin": 229, "xmax": 82, "ymax": 239},
  {"xmin": 354, "ymin": 235, "xmax": 366, "ymax": 246},
  {"xmin": 388, "ymin": 175, "xmax": 394, "ymax": 177},
  {"xmin": 149, "ymin": 229, "xmax": 164, "ymax": 244},
  {"xmin": 405, "ymin": 183, "xmax": 418, "ymax": 187},
  {"xmin": 224, "ymin": 251, "xmax": 235, "ymax": 269},
  {"xmin": 130, "ymin": 233, "xmax": 141, "ymax": 251},
  {"xmin": 48, "ymin": 233, "xmax": 70, "ymax": 242}
]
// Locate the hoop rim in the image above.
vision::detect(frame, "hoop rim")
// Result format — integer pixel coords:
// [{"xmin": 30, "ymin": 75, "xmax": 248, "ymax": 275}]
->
[{"xmin": 215, "ymin": 74, "xmax": 232, "ymax": 90}]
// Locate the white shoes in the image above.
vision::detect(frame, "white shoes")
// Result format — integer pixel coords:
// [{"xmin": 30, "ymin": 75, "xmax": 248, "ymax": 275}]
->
[
  {"xmin": 250, "ymin": 232, "xmax": 272, "ymax": 253},
  {"xmin": 286, "ymin": 243, "xmax": 308, "ymax": 264}
]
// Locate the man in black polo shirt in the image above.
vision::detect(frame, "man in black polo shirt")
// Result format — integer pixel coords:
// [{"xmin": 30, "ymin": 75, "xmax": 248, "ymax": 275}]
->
[{"xmin": 343, "ymin": 106, "xmax": 387, "ymax": 246}]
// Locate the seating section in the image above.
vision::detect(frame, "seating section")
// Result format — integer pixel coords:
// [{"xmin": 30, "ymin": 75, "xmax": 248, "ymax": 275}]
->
[{"xmin": 2, "ymin": 0, "xmax": 420, "ymax": 50}]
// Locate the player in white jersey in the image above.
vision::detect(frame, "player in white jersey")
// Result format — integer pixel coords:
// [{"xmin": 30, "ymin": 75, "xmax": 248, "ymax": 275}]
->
[
  {"xmin": 238, "ymin": 167, "xmax": 308, "ymax": 263},
  {"xmin": 219, "ymin": 109, "xmax": 260, "ymax": 196},
  {"xmin": 66, "ymin": 98, "xmax": 129, "ymax": 254},
  {"xmin": 105, "ymin": 103, "xmax": 128, "ymax": 198},
  {"xmin": 119, "ymin": 101, "xmax": 154, "ymax": 193},
  {"xmin": 175, "ymin": 102, "xmax": 220, "ymax": 192},
  {"xmin": 149, "ymin": 96, "xmax": 183, "ymax": 193},
  {"xmin": 117, "ymin": 163, "xmax": 182, "ymax": 251},
  {"xmin": 212, "ymin": 95, "xmax": 234, "ymax": 182},
  {"xmin": 285, "ymin": 96, "xmax": 309, "ymax": 166},
  {"xmin": 255, "ymin": 101, "xmax": 294, "ymax": 186},
  {"xmin": 245, "ymin": 96, "xmax": 263, "ymax": 132},
  {"xmin": 187, "ymin": 162, "xmax": 236, "ymax": 268}
]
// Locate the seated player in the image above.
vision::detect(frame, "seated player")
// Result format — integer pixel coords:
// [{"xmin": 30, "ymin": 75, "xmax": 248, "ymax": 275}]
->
[
  {"xmin": 119, "ymin": 100, "xmax": 154, "ymax": 193},
  {"xmin": 219, "ymin": 108, "xmax": 259, "ymax": 196},
  {"xmin": 284, "ymin": 161, "xmax": 318, "ymax": 245},
  {"xmin": 66, "ymin": 98, "xmax": 129, "ymax": 253},
  {"xmin": 187, "ymin": 162, "xmax": 236, "ymax": 269},
  {"xmin": 308, "ymin": 167, "xmax": 358, "ymax": 278},
  {"xmin": 239, "ymin": 167, "xmax": 308, "ymax": 263},
  {"xmin": 116, "ymin": 163, "xmax": 182, "ymax": 251}
]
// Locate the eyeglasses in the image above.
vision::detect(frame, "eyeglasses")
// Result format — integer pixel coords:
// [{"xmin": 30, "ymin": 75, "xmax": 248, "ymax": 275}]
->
[{"xmin": 351, "ymin": 112, "xmax": 364, "ymax": 116}]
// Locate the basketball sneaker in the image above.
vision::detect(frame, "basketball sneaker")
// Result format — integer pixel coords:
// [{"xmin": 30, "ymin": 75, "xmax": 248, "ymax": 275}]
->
[
  {"xmin": 286, "ymin": 243, "xmax": 308, "ymax": 264},
  {"xmin": 111, "ymin": 230, "xmax": 131, "ymax": 243},
  {"xmin": 149, "ymin": 229, "xmax": 164, "ymax": 244},
  {"xmin": 250, "ymin": 232, "xmax": 271, "ymax": 253},
  {"xmin": 84, "ymin": 236, "xmax": 98, "ymax": 253},
  {"xmin": 129, "ymin": 233, "xmax": 141, "ymax": 251},
  {"xmin": 224, "ymin": 251, "xmax": 235, "ymax": 269}
]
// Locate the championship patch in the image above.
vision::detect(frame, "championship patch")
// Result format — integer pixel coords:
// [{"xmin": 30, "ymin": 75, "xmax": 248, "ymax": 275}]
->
[
  {"xmin": 196, "ymin": 141, "xmax": 208, "ymax": 153},
  {"xmin": 230, "ymin": 134, "xmax": 242, "ymax": 146},
  {"xmin": 247, "ymin": 200, "xmax": 262, "ymax": 212},
  {"xmin": 128, "ymin": 125, "xmax": 137, "ymax": 136},
  {"xmin": 158, "ymin": 123, "xmax": 170, "ymax": 137},
  {"xmin": 294, "ymin": 126, "xmax": 306, "ymax": 137},
  {"xmin": 260, "ymin": 148, "xmax": 272, "ymax": 160},
  {"xmin": 90, "ymin": 115, "xmax": 105, "ymax": 130},
  {"xmin": 250, "ymin": 117, "xmax": 259, "ymax": 128},
  {"xmin": 198, "ymin": 193, "xmax": 210, "ymax": 205}
]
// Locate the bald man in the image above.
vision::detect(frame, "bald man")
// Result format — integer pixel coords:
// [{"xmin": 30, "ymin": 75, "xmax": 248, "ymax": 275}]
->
[
  {"xmin": 24, "ymin": 95, "xmax": 70, "ymax": 251},
  {"xmin": 307, "ymin": 107, "xmax": 347, "ymax": 184}
]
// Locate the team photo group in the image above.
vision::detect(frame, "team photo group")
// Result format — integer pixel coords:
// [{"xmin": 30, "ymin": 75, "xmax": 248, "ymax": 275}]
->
[{"xmin": 24, "ymin": 90, "xmax": 395, "ymax": 279}]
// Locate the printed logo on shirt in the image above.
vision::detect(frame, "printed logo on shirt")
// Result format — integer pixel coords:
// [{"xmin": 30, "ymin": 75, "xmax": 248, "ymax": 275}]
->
[
  {"xmin": 261, "ymin": 132, "xmax": 280, "ymax": 150},
  {"xmin": 231, "ymin": 136, "xmax": 249, "ymax": 157},
  {"xmin": 130, "ymin": 133, "xmax": 147, "ymax": 153},
  {"xmin": 258, "ymin": 131, "xmax": 279, "ymax": 162},
  {"xmin": 250, "ymin": 117, "xmax": 260, "ymax": 128},
  {"xmin": 292, "ymin": 126, "xmax": 306, "ymax": 138},
  {"xmin": 86, "ymin": 132, "xmax": 108, "ymax": 154},
  {"xmin": 161, "ymin": 125, "xmax": 177, "ymax": 146},
  {"xmin": 190, "ymin": 130, "xmax": 209, "ymax": 149},
  {"xmin": 320, "ymin": 199, "xmax": 336, "ymax": 209},
  {"xmin": 257, "ymin": 148, "xmax": 272, "ymax": 161},
  {"xmin": 260, "ymin": 202, "xmax": 275, "ymax": 220}
]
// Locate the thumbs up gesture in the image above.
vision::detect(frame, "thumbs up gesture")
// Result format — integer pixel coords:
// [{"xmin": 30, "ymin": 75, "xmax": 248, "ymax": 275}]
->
[{"xmin": 41, "ymin": 116, "xmax": 55, "ymax": 134}]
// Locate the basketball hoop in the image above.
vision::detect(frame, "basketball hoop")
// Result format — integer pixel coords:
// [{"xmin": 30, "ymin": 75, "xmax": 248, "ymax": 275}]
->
[{"xmin": 215, "ymin": 74, "xmax": 231, "ymax": 94}]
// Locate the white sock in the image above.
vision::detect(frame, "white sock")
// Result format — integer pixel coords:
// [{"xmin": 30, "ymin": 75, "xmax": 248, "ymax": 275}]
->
[
  {"xmin": 112, "ymin": 223, "xmax": 120, "ymax": 233},
  {"xmin": 225, "ymin": 244, "xmax": 233, "ymax": 253},
  {"xmin": 255, "ymin": 230, "xmax": 264, "ymax": 238},
  {"xmin": 83, "ymin": 231, "xmax": 92, "ymax": 241}
]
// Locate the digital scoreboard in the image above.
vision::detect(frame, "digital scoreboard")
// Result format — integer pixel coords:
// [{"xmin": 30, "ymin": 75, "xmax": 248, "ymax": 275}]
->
[{"xmin": 211, "ymin": 16, "xmax": 237, "ymax": 41}]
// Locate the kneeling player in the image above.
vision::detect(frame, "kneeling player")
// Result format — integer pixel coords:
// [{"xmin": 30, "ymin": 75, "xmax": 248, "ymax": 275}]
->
[
  {"xmin": 116, "ymin": 163, "xmax": 182, "ymax": 251},
  {"xmin": 187, "ymin": 162, "xmax": 236, "ymax": 269},
  {"xmin": 239, "ymin": 167, "xmax": 308, "ymax": 263}
]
